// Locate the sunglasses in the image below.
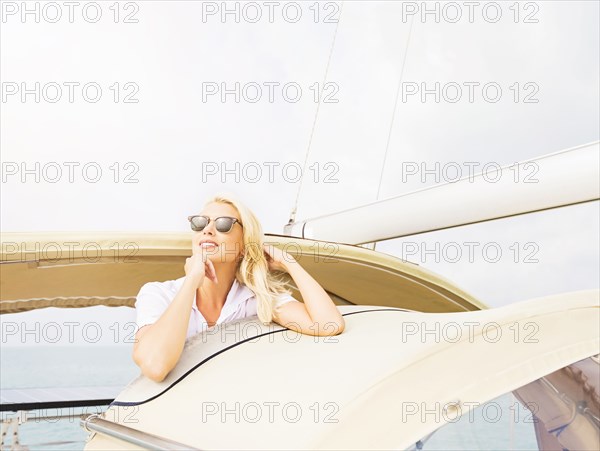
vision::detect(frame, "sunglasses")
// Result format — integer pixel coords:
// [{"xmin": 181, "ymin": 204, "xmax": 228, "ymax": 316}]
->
[{"xmin": 188, "ymin": 215, "xmax": 243, "ymax": 233}]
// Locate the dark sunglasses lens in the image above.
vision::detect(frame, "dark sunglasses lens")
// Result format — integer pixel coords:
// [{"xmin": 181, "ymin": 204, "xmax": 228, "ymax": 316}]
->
[
  {"xmin": 215, "ymin": 218, "xmax": 235, "ymax": 232},
  {"xmin": 190, "ymin": 216, "xmax": 208, "ymax": 231}
]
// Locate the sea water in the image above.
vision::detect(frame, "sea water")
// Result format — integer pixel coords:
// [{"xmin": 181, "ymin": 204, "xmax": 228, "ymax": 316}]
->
[
  {"xmin": 0, "ymin": 346, "xmax": 539, "ymax": 450},
  {"xmin": 1, "ymin": 346, "xmax": 139, "ymax": 450}
]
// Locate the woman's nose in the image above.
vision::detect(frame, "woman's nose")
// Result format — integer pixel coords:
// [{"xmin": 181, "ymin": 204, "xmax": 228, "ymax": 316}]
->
[{"xmin": 202, "ymin": 221, "xmax": 216, "ymax": 234}]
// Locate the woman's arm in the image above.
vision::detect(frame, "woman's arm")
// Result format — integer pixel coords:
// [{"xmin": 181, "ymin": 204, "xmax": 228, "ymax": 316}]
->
[
  {"xmin": 264, "ymin": 244, "xmax": 345, "ymax": 336},
  {"xmin": 132, "ymin": 248, "xmax": 216, "ymax": 382},
  {"xmin": 132, "ymin": 275, "xmax": 200, "ymax": 382}
]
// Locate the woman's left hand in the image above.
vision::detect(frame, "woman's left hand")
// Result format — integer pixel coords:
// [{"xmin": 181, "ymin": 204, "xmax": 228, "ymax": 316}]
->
[{"xmin": 263, "ymin": 243, "xmax": 296, "ymax": 272}]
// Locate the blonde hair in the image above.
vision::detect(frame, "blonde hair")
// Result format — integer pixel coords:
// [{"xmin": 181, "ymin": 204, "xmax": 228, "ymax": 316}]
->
[{"xmin": 203, "ymin": 192, "xmax": 293, "ymax": 324}]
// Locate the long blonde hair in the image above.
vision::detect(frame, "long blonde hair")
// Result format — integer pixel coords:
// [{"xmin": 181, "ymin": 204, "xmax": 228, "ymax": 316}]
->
[{"xmin": 203, "ymin": 192, "xmax": 293, "ymax": 324}]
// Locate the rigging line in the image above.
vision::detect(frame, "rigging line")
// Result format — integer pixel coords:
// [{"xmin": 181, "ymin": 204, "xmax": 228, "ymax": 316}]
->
[
  {"xmin": 371, "ymin": 13, "xmax": 414, "ymax": 252},
  {"xmin": 288, "ymin": 1, "xmax": 345, "ymax": 225}
]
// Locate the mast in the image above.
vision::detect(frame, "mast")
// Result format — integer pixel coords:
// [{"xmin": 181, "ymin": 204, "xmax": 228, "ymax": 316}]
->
[{"xmin": 283, "ymin": 141, "xmax": 600, "ymax": 244}]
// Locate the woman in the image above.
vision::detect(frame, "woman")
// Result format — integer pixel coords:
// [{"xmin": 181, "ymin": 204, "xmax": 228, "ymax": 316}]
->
[{"xmin": 132, "ymin": 193, "xmax": 345, "ymax": 382}]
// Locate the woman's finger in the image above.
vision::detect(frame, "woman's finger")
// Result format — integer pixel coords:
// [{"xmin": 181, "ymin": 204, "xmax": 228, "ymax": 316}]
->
[
  {"xmin": 205, "ymin": 258, "xmax": 218, "ymax": 284},
  {"xmin": 263, "ymin": 243, "xmax": 272, "ymax": 256},
  {"xmin": 204, "ymin": 260, "xmax": 214, "ymax": 283},
  {"xmin": 192, "ymin": 238, "xmax": 200, "ymax": 256}
]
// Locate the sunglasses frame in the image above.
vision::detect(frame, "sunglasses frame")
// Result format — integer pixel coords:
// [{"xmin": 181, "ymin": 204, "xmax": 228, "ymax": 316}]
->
[{"xmin": 187, "ymin": 215, "xmax": 243, "ymax": 233}]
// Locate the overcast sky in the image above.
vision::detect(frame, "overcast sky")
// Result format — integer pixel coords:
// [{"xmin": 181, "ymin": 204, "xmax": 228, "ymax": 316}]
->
[{"xmin": 1, "ymin": 1, "xmax": 598, "ymax": 346}]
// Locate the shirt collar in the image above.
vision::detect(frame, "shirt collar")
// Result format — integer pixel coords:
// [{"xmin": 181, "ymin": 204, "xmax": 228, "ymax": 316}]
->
[{"xmin": 176, "ymin": 277, "xmax": 255, "ymax": 311}]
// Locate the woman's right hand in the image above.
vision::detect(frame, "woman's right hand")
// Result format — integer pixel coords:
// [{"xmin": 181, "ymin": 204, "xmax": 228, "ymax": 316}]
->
[{"xmin": 185, "ymin": 247, "xmax": 218, "ymax": 286}]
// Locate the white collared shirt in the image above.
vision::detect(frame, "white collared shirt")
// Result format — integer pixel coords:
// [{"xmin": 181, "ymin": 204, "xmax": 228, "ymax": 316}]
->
[{"xmin": 134, "ymin": 277, "xmax": 299, "ymax": 339}]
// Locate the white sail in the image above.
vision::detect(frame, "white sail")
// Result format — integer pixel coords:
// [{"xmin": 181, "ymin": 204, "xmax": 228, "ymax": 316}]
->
[{"xmin": 284, "ymin": 142, "xmax": 600, "ymax": 244}]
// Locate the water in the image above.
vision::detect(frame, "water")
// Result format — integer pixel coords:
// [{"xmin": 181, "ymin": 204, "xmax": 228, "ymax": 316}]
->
[
  {"xmin": 0, "ymin": 346, "xmax": 539, "ymax": 450},
  {"xmin": 1, "ymin": 345, "xmax": 139, "ymax": 450},
  {"xmin": 417, "ymin": 394, "xmax": 539, "ymax": 450}
]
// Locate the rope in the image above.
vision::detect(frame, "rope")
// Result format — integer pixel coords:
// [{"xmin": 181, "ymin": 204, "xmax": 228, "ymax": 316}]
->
[
  {"xmin": 371, "ymin": 13, "xmax": 414, "ymax": 251},
  {"xmin": 288, "ymin": 1, "xmax": 345, "ymax": 225}
]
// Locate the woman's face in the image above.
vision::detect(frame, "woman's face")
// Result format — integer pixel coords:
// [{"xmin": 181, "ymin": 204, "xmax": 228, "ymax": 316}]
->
[{"xmin": 192, "ymin": 202, "xmax": 244, "ymax": 264}]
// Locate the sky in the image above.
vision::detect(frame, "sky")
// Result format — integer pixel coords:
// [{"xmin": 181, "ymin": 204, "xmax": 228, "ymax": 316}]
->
[{"xmin": 1, "ymin": 0, "xmax": 599, "ymax": 346}]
